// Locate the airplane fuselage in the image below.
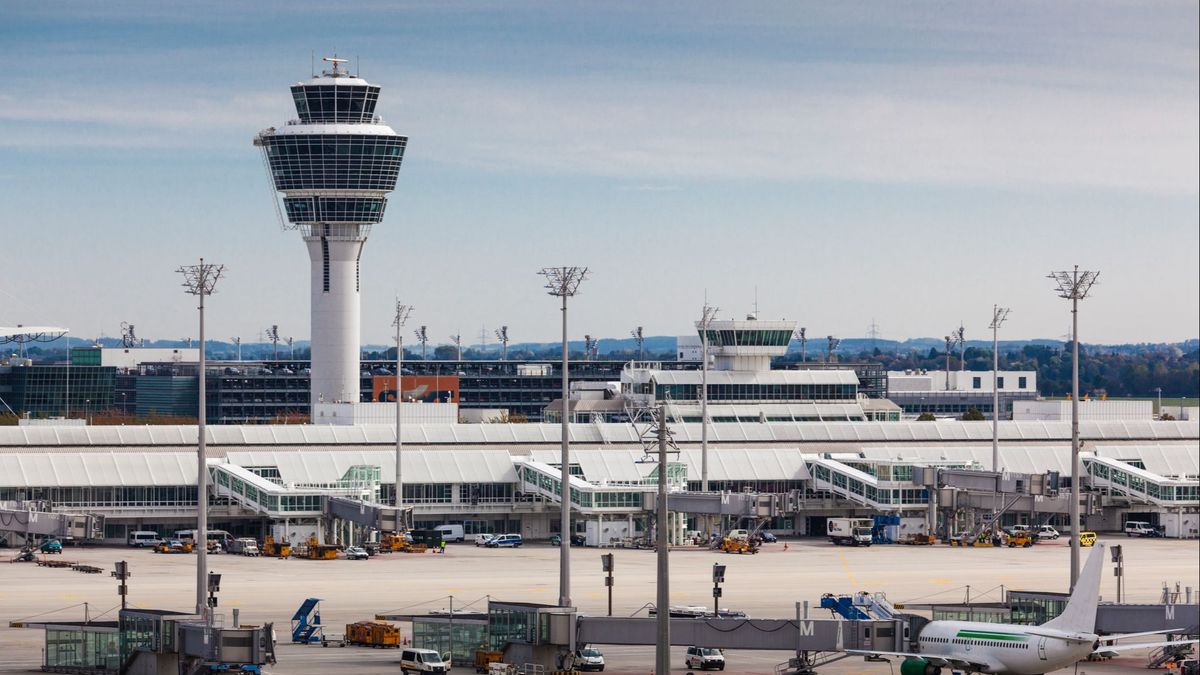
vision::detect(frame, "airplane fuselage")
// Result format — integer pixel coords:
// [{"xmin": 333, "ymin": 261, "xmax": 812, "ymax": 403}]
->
[{"xmin": 915, "ymin": 620, "xmax": 1096, "ymax": 675}]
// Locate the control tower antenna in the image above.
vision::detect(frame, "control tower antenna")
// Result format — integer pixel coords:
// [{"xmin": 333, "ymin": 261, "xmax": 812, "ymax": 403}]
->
[
  {"xmin": 449, "ymin": 332, "xmax": 462, "ymax": 361},
  {"xmin": 414, "ymin": 325, "xmax": 429, "ymax": 360},
  {"xmin": 494, "ymin": 326, "xmax": 509, "ymax": 361},
  {"xmin": 631, "ymin": 326, "xmax": 644, "ymax": 360},
  {"xmin": 254, "ymin": 57, "xmax": 408, "ymax": 406}
]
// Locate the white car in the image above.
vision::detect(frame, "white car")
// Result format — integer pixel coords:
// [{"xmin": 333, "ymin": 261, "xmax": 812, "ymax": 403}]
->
[
  {"xmin": 575, "ymin": 647, "xmax": 605, "ymax": 671},
  {"xmin": 474, "ymin": 533, "xmax": 496, "ymax": 547},
  {"xmin": 345, "ymin": 546, "xmax": 369, "ymax": 560},
  {"xmin": 685, "ymin": 646, "xmax": 725, "ymax": 671},
  {"xmin": 1035, "ymin": 525, "xmax": 1060, "ymax": 540}
]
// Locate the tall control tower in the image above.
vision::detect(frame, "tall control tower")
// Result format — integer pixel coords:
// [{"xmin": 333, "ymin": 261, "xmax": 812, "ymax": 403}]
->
[{"xmin": 254, "ymin": 57, "xmax": 407, "ymax": 406}]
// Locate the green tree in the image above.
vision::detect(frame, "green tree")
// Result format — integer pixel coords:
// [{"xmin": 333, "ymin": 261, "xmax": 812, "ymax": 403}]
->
[{"xmin": 961, "ymin": 407, "xmax": 986, "ymax": 421}]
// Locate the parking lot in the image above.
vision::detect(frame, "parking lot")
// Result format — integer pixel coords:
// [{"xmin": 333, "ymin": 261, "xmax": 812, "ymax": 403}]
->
[{"xmin": 1, "ymin": 535, "xmax": 1196, "ymax": 673}]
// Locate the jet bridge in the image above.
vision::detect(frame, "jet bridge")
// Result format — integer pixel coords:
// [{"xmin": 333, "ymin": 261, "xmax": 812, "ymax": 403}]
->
[{"xmin": 0, "ymin": 504, "xmax": 103, "ymax": 542}]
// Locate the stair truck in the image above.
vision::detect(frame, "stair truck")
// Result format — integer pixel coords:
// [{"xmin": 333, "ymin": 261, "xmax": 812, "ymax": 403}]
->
[{"xmin": 827, "ymin": 518, "xmax": 873, "ymax": 547}]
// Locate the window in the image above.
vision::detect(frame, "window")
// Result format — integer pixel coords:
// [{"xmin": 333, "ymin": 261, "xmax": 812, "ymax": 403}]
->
[
  {"xmin": 972, "ymin": 377, "xmax": 982, "ymax": 389},
  {"xmin": 1018, "ymin": 376, "xmax": 1027, "ymax": 389},
  {"xmin": 997, "ymin": 377, "xmax": 1005, "ymax": 389}
]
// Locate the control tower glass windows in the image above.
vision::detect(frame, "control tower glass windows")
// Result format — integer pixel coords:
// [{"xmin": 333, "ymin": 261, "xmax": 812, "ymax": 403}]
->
[
  {"xmin": 262, "ymin": 134, "xmax": 406, "ymax": 192},
  {"xmin": 284, "ymin": 196, "xmax": 387, "ymax": 224},
  {"xmin": 699, "ymin": 329, "xmax": 793, "ymax": 347},
  {"xmin": 290, "ymin": 84, "xmax": 381, "ymax": 123}
]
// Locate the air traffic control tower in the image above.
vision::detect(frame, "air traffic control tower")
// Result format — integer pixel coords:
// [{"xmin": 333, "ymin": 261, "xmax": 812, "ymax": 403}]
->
[{"xmin": 254, "ymin": 57, "xmax": 407, "ymax": 406}]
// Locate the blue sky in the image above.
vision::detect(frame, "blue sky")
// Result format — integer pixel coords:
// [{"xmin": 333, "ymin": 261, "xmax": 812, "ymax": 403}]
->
[{"xmin": 1, "ymin": 2, "xmax": 1196, "ymax": 347}]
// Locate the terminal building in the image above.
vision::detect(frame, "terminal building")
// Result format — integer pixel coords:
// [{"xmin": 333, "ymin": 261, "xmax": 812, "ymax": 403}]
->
[
  {"xmin": 886, "ymin": 369, "xmax": 1040, "ymax": 419},
  {"xmin": 2, "ymin": 419, "xmax": 1196, "ymax": 548}
]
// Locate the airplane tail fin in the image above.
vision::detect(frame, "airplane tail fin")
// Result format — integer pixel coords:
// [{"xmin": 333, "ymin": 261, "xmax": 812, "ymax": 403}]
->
[{"xmin": 1042, "ymin": 542, "xmax": 1105, "ymax": 634}]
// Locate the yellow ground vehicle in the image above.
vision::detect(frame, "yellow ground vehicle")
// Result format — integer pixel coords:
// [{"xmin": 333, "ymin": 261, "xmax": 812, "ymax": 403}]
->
[
  {"xmin": 261, "ymin": 535, "xmax": 291, "ymax": 558},
  {"xmin": 950, "ymin": 532, "xmax": 1000, "ymax": 548},
  {"xmin": 474, "ymin": 649, "xmax": 504, "ymax": 672},
  {"xmin": 154, "ymin": 540, "xmax": 193, "ymax": 554},
  {"xmin": 379, "ymin": 532, "xmax": 410, "ymax": 553},
  {"xmin": 345, "ymin": 621, "xmax": 400, "ymax": 648},
  {"xmin": 1007, "ymin": 530, "xmax": 1035, "ymax": 547},
  {"xmin": 900, "ymin": 534, "xmax": 936, "ymax": 545},
  {"xmin": 1079, "ymin": 531, "xmax": 1097, "ymax": 547},
  {"xmin": 293, "ymin": 535, "xmax": 342, "ymax": 560},
  {"xmin": 720, "ymin": 537, "xmax": 759, "ymax": 554}
]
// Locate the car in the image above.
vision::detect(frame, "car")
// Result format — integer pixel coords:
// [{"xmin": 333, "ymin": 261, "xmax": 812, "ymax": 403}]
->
[
  {"xmin": 759, "ymin": 532, "xmax": 778, "ymax": 543},
  {"xmin": 1124, "ymin": 521, "xmax": 1159, "ymax": 537},
  {"xmin": 550, "ymin": 533, "xmax": 586, "ymax": 546},
  {"xmin": 685, "ymin": 646, "xmax": 725, "ymax": 670},
  {"xmin": 1035, "ymin": 525, "xmax": 1060, "ymax": 540},
  {"xmin": 399, "ymin": 647, "xmax": 449, "ymax": 673},
  {"xmin": 575, "ymin": 647, "xmax": 605, "ymax": 671},
  {"xmin": 345, "ymin": 546, "xmax": 369, "ymax": 560},
  {"xmin": 39, "ymin": 539, "xmax": 63, "ymax": 554},
  {"xmin": 485, "ymin": 534, "xmax": 522, "ymax": 548},
  {"xmin": 473, "ymin": 533, "xmax": 496, "ymax": 547}
]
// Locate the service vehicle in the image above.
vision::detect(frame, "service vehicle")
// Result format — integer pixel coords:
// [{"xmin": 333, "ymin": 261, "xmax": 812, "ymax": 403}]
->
[
  {"xmin": 1035, "ymin": 525, "xmax": 1061, "ymax": 540},
  {"xmin": 1123, "ymin": 521, "xmax": 1157, "ymax": 537},
  {"xmin": 485, "ymin": 533, "xmax": 522, "ymax": 548},
  {"xmin": 685, "ymin": 646, "xmax": 726, "ymax": 670},
  {"xmin": 345, "ymin": 546, "xmax": 370, "ymax": 560},
  {"xmin": 434, "ymin": 524, "xmax": 465, "ymax": 543},
  {"xmin": 575, "ymin": 646, "xmax": 605, "ymax": 671},
  {"xmin": 549, "ymin": 533, "xmax": 586, "ymax": 546},
  {"xmin": 726, "ymin": 529, "xmax": 750, "ymax": 541},
  {"xmin": 228, "ymin": 537, "xmax": 260, "ymax": 556},
  {"xmin": 827, "ymin": 518, "xmax": 873, "ymax": 546},
  {"xmin": 128, "ymin": 531, "xmax": 164, "ymax": 548},
  {"xmin": 760, "ymin": 532, "xmax": 778, "ymax": 543},
  {"xmin": 473, "ymin": 533, "xmax": 496, "ymax": 547},
  {"xmin": 345, "ymin": 620, "xmax": 400, "ymax": 648},
  {"xmin": 1006, "ymin": 530, "xmax": 1035, "ymax": 548},
  {"xmin": 39, "ymin": 539, "xmax": 63, "ymax": 554},
  {"xmin": 400, "ymin": 647, "xmax": 450, "ymax": 673},
  {"xmin": 1078, "ymin": 531, "xmax": 1097, "ymax": 547}
]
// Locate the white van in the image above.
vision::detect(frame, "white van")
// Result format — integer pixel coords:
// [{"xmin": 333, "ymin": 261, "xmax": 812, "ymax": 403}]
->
[
  {"xmin": 435, "ymin": 524, "xmax": 465, "ymax": 543},
  {"xmin": 400, "ymin": 647, "xmax": 449, "ymax": 673},
  {"xmin": 128, "ymin": 531, "xmax": 164, "ymax": 548}
]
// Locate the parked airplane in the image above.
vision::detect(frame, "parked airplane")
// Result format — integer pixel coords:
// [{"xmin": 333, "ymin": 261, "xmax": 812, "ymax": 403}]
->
[{"xmin": 849, "ymin": 543, "xmax": 1196, "ymax": 675}]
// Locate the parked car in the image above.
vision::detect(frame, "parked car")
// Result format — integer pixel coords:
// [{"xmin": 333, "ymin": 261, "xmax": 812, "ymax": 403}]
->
[
  {"xmin": 39, "ymin": 539, "xmax": 63, "ymax": 554},
  {"xmin": 345, "ymin": 546, "xmax": 369, "ymax": 560},
  {"xmin": 485, "ymin": 534, "xmax": 523, "ymax": 548},
  {"xmin": 549, "ymin": 533, "xmax": 586, "ymax": 546},
  {"xmin": 685, "ymin": 646, "xmax": 725, "ymax": 670},
  {"xmin": 759, "ymin": 532, "xmax": 778, "ymax": 543},
  {"xmin": 1035, "ymin": 525, "xmax": 1060, "ymax": 540},
  {"xmin": 473, "ymin": 533, "xmax": 496, "ymax": 547},
  {"xmin": 575, "ymin": 647, "xmax": 605, "ymax": 671}
]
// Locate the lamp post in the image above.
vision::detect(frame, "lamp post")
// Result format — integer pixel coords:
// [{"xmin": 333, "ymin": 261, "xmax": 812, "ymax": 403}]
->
[
  {"xmin": 654, "ymin": 403, "xmax": 670, "ymax": 675},
  {"xmin": 601, "ymin": 553, "xmax": 614, "ymax": 616},
  {"xmin": 539, "ymin": 266, "xmax": 589, "ymax": 610},
  {"xmin": 712, "ymin": 563, "xmax": 726, "ymax": 618},
  {"xmin": 1049, "ymin": 265, "xmax": 1099, "ymax": 590},
  {"xmin": 177, "ymin": 258, "xmax": 225, "ymax": 617},
  {"xmin": 989, "ymin": 306, "xmax": 1011, "ymax": 473},
  {"xmin": 698, "ymin": 304, "xmax": 718, "ymax": 495},
  {"xmin": 393, "ymin": 301, "xmax": 413, "ymax": 510}
]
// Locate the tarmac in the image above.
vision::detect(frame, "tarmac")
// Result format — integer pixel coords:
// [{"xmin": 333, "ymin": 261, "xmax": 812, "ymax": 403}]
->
[{"xmin": 1, "ymin": 535, "xmax": 1195, "ymax": 673}]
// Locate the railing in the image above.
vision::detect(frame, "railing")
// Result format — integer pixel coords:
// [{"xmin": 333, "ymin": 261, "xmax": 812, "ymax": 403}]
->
[{"xmin": 1083, "ymin": 454, "xmax": 1199, "ymax": 507}]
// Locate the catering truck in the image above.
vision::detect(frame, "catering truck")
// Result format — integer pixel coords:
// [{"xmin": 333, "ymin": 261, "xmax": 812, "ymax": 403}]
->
[{"xmin": 827, "ymin": 518, "xmax": 873, "ymax": 547}]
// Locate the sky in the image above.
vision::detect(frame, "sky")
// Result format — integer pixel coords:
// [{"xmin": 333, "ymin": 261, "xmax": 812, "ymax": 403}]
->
[{"xmin": 1, "ymin": 1, "xmax": 1197, "ymax": 348}]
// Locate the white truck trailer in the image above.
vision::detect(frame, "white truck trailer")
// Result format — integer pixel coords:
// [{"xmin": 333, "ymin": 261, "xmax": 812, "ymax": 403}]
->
[{"xmin": 827, "ymin": 518, "xmax": 873, "ymax": 546}]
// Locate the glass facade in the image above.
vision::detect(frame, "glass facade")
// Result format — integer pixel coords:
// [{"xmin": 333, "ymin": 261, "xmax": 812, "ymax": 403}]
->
[
  {"xmin": 291, "ymin": 83, "xmax": 381, "ymax": 123},
  {"xmin": 656, "ymin": 382, "xmax": 857, "ymax": 402},
  {"xmin": 284, "ymin": 195, "xmax": 387, "ymax": 224},
  {"xmin": 262, "ymin": 134, "xmax": 406, "ymax": 192},
  {"xmin": 412, "ymin": 617, "xmax": 488, "ymax": 666},
  {"xmin": 699, "ymin": 329, "xmax": 793, "ymax": 347},
  {"xmin": 0, "ymin": 365, "xmax": 115, "ymax": 416},
  {"xmin": 45, "ymin": 625, "xmax": 120, "ymax": 670}
]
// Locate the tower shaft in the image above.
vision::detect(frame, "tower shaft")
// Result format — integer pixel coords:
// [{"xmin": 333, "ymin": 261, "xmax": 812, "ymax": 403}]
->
[{"xmin": 305, "ymin": 232, "xmax": 365, "ymax": 403}]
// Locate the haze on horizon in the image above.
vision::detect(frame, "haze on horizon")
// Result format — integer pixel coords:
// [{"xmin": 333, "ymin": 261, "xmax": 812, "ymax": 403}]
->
[{"xmin": 1, "ymin": 2, "xmax": 1197, "ymax": 347}]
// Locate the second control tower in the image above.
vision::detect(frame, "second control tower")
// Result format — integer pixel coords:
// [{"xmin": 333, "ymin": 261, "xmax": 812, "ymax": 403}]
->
[{"xmin": 254, "ymin": 57, "xmax": 407, "ymax": 406}]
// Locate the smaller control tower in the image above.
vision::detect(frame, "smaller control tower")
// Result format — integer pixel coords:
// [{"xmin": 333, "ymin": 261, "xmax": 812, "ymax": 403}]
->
[{"xmin": 254, "ymin": 58, "xmax": 407, "ymax": 406}]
